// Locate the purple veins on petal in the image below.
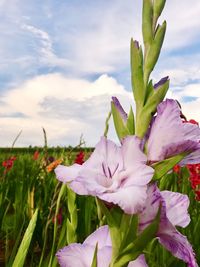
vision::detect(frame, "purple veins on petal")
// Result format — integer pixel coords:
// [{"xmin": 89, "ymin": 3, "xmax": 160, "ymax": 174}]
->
[
  {"xmin": 154, "ymin": 76, "xmax": 169, "ymax": 89},
  {"xmin": 111, "ymin": 96, "xmax": 128, "ymax": 123},
  {"xmin": 161, "ymin": 191, "xmax": 190, "ymax": 228},
  {"xmin": 146, "ymin": 99, "xmax": 200, "ymax": 163},
  {"xmin": 139, "ymin": 184, "xmax": 198, "ymax": 267}
]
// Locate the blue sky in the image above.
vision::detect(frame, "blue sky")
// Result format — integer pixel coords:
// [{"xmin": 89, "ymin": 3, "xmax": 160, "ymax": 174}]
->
[{"xmin": 0, "ymin": 0, "xmax": 200, "ymax": 146}]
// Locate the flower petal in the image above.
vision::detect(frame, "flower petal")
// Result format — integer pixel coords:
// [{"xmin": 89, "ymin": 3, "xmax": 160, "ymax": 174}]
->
[
  {"xmin": 56, "ymin": 243, "xmax": 94, "ymax": 267},
  {"xmin": 161, "ymin": 191, "xmax": 190, "ymax": 227},
  {"xmin": 122, "ymin": 136, "xmax": 147, "ymax": 165},
  {"xmin": 160, "ymin": 140, "xmax": 200, "ymax": 160},
  {"xmin": 139, "ymin": 184, "xmax": 162, "ymax": 231},
  {"xmin": 128, "ymin": 255, "xmax": 148, "ymax": 267},
  {"xmin": 70, "ymin": 169, "xmax": 112, "ymax": 195},
  {"xmin": 180, "ymin": 147, "xmax": 200, "ymax": 165},
  {"xmin": 120, "ymin": 136, "xmax": 154, "ymax": 186},
  {"xmin": 119, "ymin": 163, "xmax": 154, "ymax": 187},
  {"xmin": 147, "ymin": 99, "xmax": 200, "ymax": 162},
  {"xmin": 147, "ymin": 99, "xmax": 182, "ymax": 161},
  {"xmin": 55, "ymin": 164, "xmax": 82, "ymax": 183},
  {"xmin": 159, "ymin": 227, "xmax": 197, "ymax": 267},
  {"xmin": 56, "ymin": 226, "xmax": 112, "ymax": 267},
  {"xmin": 84, "ymin": 225, "xmax": 111, "ymax": 249},
  {"xmin": 84, "ymin": 136, "xmax": 123, "ymax": 175},
  {"xmin": 100, "ymin": 185, "xmax": 148, "ymax": 214}
]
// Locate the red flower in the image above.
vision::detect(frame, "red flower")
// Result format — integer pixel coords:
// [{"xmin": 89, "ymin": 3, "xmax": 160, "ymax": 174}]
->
[
  {"xmin": 33, "ymin": 150, "xmax": 39, "ymax": 160},
  {"xmin": 2, "ymin": 156, "xmax": 17, "ymax": 173},
  {"xmin": 186, "ymin": 163, "xmax": 200, "ymax": 200},
  {"xmin": 195, "ymin": 190, "xmax": 200, "ymax": 201},
  {"xmin": 173, "ymin": 165, "xmax": 181, "ymax": 173},
  {"xmin": 74, "ymin": 151, "xmax": 85, "ymax": 165}
]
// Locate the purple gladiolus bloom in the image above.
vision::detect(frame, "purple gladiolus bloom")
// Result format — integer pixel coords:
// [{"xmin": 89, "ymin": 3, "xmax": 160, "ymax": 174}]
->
[
  {"xmin": 55, "ymin": 136, "xmax": 154, "ymax": 214},
  {"xmin": 146, "ymin": 99, "xmax": 200, "ymax": 164},
  {"xmin": 56, "ymin": 225, "xmax": 148, "ymax": 267},
  {"xmin": 139, "ymin": 184, "xmax": 198, "ymax": 267}
]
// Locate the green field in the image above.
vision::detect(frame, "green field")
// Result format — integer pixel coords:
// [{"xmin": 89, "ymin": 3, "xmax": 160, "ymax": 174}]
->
[{"xmin": 0, "ymin": 146, "xmax": 200, "ymax": 266}]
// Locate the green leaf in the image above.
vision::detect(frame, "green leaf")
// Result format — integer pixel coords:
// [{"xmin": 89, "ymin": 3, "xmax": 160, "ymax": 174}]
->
[
  {"xmin": 91, "ymin": 243, "xmax": 98, "ymax": 267},
  {"xmin": 12, "ymin": 209, "xmax": 38, "ymax": 267},
  {"xmin": 152, "ymin": 153, "xmax": 186, "ymax": 180},
  {"xmin": 119, "ymin": 214, "xmax": 138, "ymax": 252},
  {"xmin": 145, "ymin": 78, "xmax": 169, "ymax": 107},
  {"xmin": 126, "ymin": 106, "xmax": 135, "ymax": 135},
  {"xmin": 96, "ymin": 199, "xmax": 123, "ymax": 258},
  {"xmin": 67, "ymin": 219, "xmax": 77, "ymax": 244},
  {"xmin": 67, "ymin": 186, "xmax": 76, "ymax": 214},
  {"xmin": 112, "ymin": 206, "xmax": 161, "ymax": 267}
]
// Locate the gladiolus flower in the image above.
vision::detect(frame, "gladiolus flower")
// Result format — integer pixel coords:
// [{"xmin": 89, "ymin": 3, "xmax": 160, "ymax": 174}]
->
[
  {"xmin": 56, "ymin": 225, "xmax": 148, "ymax": 267},
  {"xmin": 146, "ymin": 99, "xmax": 200, "ymax": 165},
  {"xmin": 55, "ymin": 136, "xmax": 154, "ymax": 214},
  {"xmin": 2, "ymin": 156, "xmax": 17, "ymax": 173},
  {"xmin": 33, "ymin": 150, "xmax": 39, "ymax": 160},
  {"xmin": 74, "ymin": 151, "xmax": 85, "ymax": 165},
  {"xmin": 139, "ymin": 184, "xmax": 198, "ymax": 267}
]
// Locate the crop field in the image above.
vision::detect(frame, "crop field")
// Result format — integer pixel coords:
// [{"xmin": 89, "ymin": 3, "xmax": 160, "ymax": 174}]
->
[{"xmin": 0, "ymin": 144, "xmax": 200, "ymax": 266}]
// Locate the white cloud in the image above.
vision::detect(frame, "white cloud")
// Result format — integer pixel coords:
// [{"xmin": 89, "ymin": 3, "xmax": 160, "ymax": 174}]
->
[
  {"xmin": 21, "ymin": 24, "xmax": 70, "ymax": 68},
  {"xmin": 0, "ymin": 0, "xmax": 200, "ymax": 147},
  {"xmin": 0, "ymin": 74, "xmax": 133, "ymax": 146}
]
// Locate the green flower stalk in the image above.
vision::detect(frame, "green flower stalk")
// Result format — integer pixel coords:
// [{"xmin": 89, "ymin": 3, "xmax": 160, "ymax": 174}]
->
[
  {"xmin": 130, "ymin": 0, "xmax": 169, "ymax": 138},
  {"xmin": 66, "ymin": 186, "xmax": 78, "ymax": 244}
]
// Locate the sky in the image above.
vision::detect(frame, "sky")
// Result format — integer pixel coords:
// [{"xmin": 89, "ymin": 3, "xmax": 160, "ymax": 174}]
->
[{"xmin": 0, "ymin": 0, "xmax": 200, "ymax": 147}]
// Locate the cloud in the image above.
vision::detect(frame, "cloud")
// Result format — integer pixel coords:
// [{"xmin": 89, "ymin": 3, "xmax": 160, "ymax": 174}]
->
[
  {"xmin": 0, "ymin": 0, "xmax": 200, "ymax": 146},
  {"xmin": 0, "ymin": 74, "xmax": 133, "ymax": 146},
  {"xmin": 21, "ymin": 24, "xmax": 70, "ymax": 68},
  {"xmin": 1, "ymin": 0, "xmax": 200, "ymax": 82}
]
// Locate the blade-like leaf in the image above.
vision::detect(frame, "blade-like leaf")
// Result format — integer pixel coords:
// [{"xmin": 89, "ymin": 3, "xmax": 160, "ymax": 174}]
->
[
  {"xmin": 152, "ymin": 153, "xmax": 186, "ymax": 180},
  {"xmin": 91, "ymin": 243, "xmax": 98, "ymax": 267},
  {"xmin": 112, "ymin": 206, "xmax": 161, "ymax": 267},
  {"xmin": 12, "ymin": 209, "xmax": 38, "ymax": 267}
]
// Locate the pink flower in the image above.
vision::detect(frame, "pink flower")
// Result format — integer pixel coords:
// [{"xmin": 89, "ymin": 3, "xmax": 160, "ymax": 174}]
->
[
  {"xmin": 139, "ymin": 184, "xmax": 198, "ymax": 267},
  {"xmin": 56, "ymin": 225, "xmax": 147, "ymax": 267},
  {"xmin": 55, "ymin": 136, "xmax": 154, "ymax": 214},
  {"xmin": 146, "ymin": 99, "xmax": 200, "ymax": 165}
]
